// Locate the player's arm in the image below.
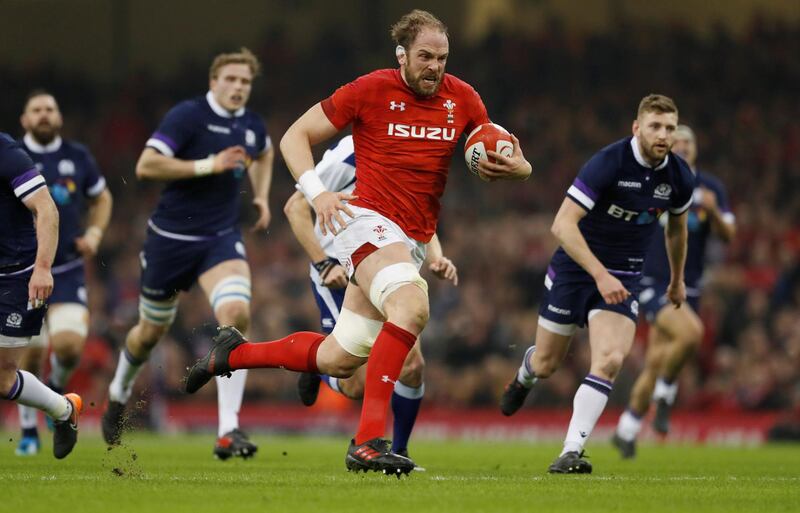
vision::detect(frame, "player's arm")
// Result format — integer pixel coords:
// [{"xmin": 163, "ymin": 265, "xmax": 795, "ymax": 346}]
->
[
  {"xmin": 280, "ymin": 103, "xmax": 355, "ymax": 236},
  {"xmin": 664, "ymin": 211, "xmax": 689, "ymax": 307},
  {"xmin": 551, "ymin": 198, "xmax": 629, "ymax": 305},
  {"xmin": 135, "ymin": 146, "xmax": 247, "ymax": 181},
  {"xmin": 75, "ymin": 188, "xmax": 112, "ymax": 258},
  {"xmin": 248, "ymin": 144, "xmax": 274, "ymax": 231},
  {"xmin": 425, "ymin": 232, "xmax": 458, "ymax": 285},
  {"xmin": 283, "ymin": 189, "xmax": 347, "ymax": 289},
  {"xmin": 698, "ymin": 187, "xmax": 736, "ymax": 242},
  {"xmin": 22, "ymin": 188, "xmax": 59, "ymax": 306}
]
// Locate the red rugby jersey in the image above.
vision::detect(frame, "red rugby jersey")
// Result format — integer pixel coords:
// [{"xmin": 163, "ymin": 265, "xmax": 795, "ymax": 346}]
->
[{"xmin": 321, "ymin": 68, "xmax": 489, "ymax": 242}]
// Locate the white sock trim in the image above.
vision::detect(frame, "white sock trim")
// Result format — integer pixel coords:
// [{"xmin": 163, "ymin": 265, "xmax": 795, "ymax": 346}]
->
[
  {"xmin": 393, "ymin": 381, "xmax": 424, "ymax": 400},
  {"xmin": 653, "ymin": 378, "xmax": 678, "ymax": 404},
  {"xmin": 616, "ymin": 410, "xmax": 643, "ymax": 442}
]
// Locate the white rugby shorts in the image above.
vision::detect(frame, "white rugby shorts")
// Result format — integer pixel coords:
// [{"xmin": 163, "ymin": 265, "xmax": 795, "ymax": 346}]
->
[{"xmin": 333, "ymin": 205, "xmax": 426, "ymax": 277}]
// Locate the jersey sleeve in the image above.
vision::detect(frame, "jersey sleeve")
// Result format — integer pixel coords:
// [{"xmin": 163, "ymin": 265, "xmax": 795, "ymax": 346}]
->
[
  {"xmin": 0, "ymin": 144, "xmax": 46, "ymax": 201},
  {"xmin": 320, "ymin": 77, "xmax": 364, "ymax": 130},
  {"xmin": 567, "ymin": 152, "xmax": 617, "ymax": 211},
  {"xmin": 80, "ymin": 148, "xmax": 107, "ymax": 198},
  {"xmin": 253, "ymin": 116, "xmax": 271, "ymax": 156},
  {"xmin": 315, "ymin": 138, "xmax": 356, "ymax": 194},
  {"xmin": 669, "ymin": 163, "xmax": 695, "ymax": 215},
  {"xmin": 463, "ymin": 86, "xmax": 490, "ymax": 135},
  {"xmin": 145, "ymin": 102, "xmax": 196, "ymax": 157},
  {"xmin": 708, "ymin": 176, "xmax": 735, "ymax": 224}
]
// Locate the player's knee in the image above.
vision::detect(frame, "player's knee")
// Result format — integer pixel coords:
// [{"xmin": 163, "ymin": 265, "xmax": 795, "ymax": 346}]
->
[
  {"xmin": 216, "ymin": 301, "xmax": 250, "ymax": 333},
  {"xmin": 684, "ymin": 316, "xmax": 704, "ymax": 347},
  {"xmin": 0, "ymin": 365, "xmax": 19, "ymax": 397},
  {"xmin": 53, "ymin": 350, "xmax": 81, "ymax": 370},
  {"xmin": 321, "ymin": 359, "xmax": 359, "ymax": 379},
  {"xmin": 50, "ymin": 334, "xmax": 85, "ymax": 366},
  {"xmin": 370, "ymin": 263, "xmax": 429, "ymax": 332},
  {"xmin": 531, "ymin": 352, "xmax": 561, "ymax": 378},
  {"xmin": 134, "ymin": 321, "xmax": 168, "ymax": 351},
  {"xmin": 393, "ymin": 300, "xmax": 430, "ymax": 334},
  {"xmin": 597, "ymin": 349, "xmax": 626, "ymax": 379},
  {"xmin": 340, "ymin": 378, "xmax": 365, "ymax": 400}
]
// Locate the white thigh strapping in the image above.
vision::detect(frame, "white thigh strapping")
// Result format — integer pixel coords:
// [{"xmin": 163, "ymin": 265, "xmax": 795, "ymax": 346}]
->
[
  {"xmin": 47, "ymin": 303, "xmax": 89, "ymax": 337},
  {"xmin": 368, "ymin": 262, "xmax": 428, "ymax": 316},
  {"xmin": 331, "ymin": 308, "xmax": 384, "ymax": 358},
  {"xmin": 209, "ymin": 275, "xmax": 251, "ymax": 312},
  {"xmin": 139, "ymin": 295, "xmax": 179, "ymax": 326}
]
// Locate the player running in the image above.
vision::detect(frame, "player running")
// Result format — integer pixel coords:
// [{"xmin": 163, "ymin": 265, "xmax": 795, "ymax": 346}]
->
[
  {"xmin": 285, "ymin": 136, "xmax": 458, "ymax": 464},
  {"xmin": 499, "ymin": 94, "xmax": 694, "ymax": 474},
  {"xmin": 612, "ymin": 124, "xmax": 736, "ymax": 458},
  {"xmin": 14, "ymin": 91, "xmax": 112, "ymax": 456},
  {"xmin": 186, "ymin": 9, "xmax": 531, "ymax": 476},
  {"xmin": 0, "ymin": 132, "xmax": 82, "ymax": 459},
  {"xmin": 101, "ymin": 48, "xmax": 274, "ymax": 460}
]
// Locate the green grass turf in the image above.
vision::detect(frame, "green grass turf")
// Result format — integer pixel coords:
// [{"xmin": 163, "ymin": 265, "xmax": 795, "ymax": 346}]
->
[{"xmin": 2, "ymin": 433, "xmax": 798, "ymax": 513}]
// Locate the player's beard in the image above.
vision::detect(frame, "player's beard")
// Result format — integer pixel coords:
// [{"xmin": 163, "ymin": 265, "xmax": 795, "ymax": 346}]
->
[
  {"xmin": 642, "ymin": 138, "xmax": 670, "ymax": 165},
  {"xmin": 403, "ymin": 66, "xmax": 443, "ymax": 97},
  {"xmin": 31, "ymin": 121, "xmax": 59, "ymax": 145}
]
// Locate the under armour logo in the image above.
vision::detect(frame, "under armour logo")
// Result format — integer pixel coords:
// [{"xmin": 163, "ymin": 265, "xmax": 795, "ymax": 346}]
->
[
  {"xmin": 381, "ymin": 375, "xmax": 396, "ymax": 385},
  {"xmin": 390, "ymin": 101, "xmax": 405, "ymax": 111}
]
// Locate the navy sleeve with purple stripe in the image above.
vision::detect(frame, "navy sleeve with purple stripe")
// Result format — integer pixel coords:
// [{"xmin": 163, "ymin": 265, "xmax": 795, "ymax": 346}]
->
[
  {"xmin": 668, "ymin": 157, "xmax": 695, "ymax": 215},
  {"xmin": 567, "ymin": 151, "xmax": 618, "ymax": 211},
  {"xmin": 0, "ymin": 138, "xmax": 45, "ymax": 201},
  {"xmin": 702, "ymin": 172, "xmax": 735, "ymax": 224},
  {"xmin": 0, "ymin": 132, "xmax": 42, "ymax": 269},
  {"xmin": 145, "ymin": 101, "xmax": 198, "ymax": 157},
  {"xmin": 81, "ymin": 148, "xmax": 107, "ymax": 198}
]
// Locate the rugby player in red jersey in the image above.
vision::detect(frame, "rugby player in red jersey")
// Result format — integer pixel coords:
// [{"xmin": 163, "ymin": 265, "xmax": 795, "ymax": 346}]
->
[{"xmin": 186, "ymin": 9, "xmax": 532, "ymax": 475}]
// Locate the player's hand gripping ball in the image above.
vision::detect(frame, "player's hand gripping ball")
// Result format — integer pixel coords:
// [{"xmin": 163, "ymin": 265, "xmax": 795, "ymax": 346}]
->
[{"xmin": 464, "ymin": 123, "xmax": 514, "ymax": 177}]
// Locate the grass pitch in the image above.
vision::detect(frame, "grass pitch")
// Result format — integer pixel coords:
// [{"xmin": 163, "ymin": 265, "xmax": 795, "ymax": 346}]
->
[{"xmin": 3, "ymin": 433, "xmax": 798, "ymax": 513}]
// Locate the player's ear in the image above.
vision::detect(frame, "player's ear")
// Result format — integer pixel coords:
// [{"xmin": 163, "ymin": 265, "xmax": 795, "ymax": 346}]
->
[
  {"xmin": 631, "ymin": 119, "xmax": 639, "ymax": 137},
  {"xmin": 396, "ymin": 45, "xmax": 406, "ymax": 66}
]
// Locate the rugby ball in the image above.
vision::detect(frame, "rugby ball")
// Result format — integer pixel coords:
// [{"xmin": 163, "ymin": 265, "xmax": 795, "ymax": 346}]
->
[{"xmin": 464, "ymin": 123, "xmax": 514, "ymax": 176}]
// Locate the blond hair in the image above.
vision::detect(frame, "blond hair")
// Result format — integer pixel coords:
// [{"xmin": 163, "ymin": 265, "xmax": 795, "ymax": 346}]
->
[
  {"xmin": 637, "ymin": 94, "xmax": 678, "ymax": 118},
  {"xmin": 390, "ymin": 9, "xmax": 448, "ymax": 49},
  {"xmin": 209, "ymin": 47, "xmax": 261, "ymax": 80}
]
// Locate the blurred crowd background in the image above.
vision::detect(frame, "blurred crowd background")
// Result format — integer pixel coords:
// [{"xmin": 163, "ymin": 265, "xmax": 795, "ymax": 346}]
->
[{"xmin": 1, "ymin": 0, "xmax": 798, "ymax": 436}]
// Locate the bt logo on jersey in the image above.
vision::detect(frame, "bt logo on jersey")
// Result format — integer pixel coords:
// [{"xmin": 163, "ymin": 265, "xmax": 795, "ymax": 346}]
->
[
  {"xmin": 607, "ymin": 204, "xmax": 638, "ymax": 221},
  {"xmin": 387, "ymin": 123, "xmax": 456, "ymax": 141}
]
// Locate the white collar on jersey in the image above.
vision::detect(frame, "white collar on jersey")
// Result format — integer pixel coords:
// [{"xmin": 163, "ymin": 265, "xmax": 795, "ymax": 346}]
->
[
  {"xmin": 631, "ymin": 136, "xmax": 669, "ymax": 170},
  {"xmin": 206, "ymin": 91, "xmax": 245, "ymax": 118},
  {"xmin": 24, "ymin": 133, "xmax": 63, "ymax": 153}
]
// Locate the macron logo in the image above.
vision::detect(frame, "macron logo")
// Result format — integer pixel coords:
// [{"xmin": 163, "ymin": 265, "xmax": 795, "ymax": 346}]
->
[
  {"xmin": 547, "ymin": 304, "xmax": 571, "ymax": 316},
  {"xmin": 617, "ymin": 180, "xmax": 642, "ymax": 189},
  {"xmin": 207, "ymin": 124, "xmax": 231, "ymax": 134}
]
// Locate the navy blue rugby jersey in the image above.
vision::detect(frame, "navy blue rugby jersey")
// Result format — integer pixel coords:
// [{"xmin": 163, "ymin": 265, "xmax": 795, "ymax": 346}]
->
[
  {"xmin": 642, "ymin": 170, "xmax": 733, "ymax": 289},
  {"xmin": 0, "ymin": 133, "xmax": 47, "ymax": 274},
  {"xmin": 551, "ymin": 136, "xmax": 695, "ymax": 276},
  {"xmin": 21, "ymin": 134, "xmax": 106, "ymax": 267},
  {"xmin": 145, "ymin": 91, "xmax": 270, "ymax": 236}
]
